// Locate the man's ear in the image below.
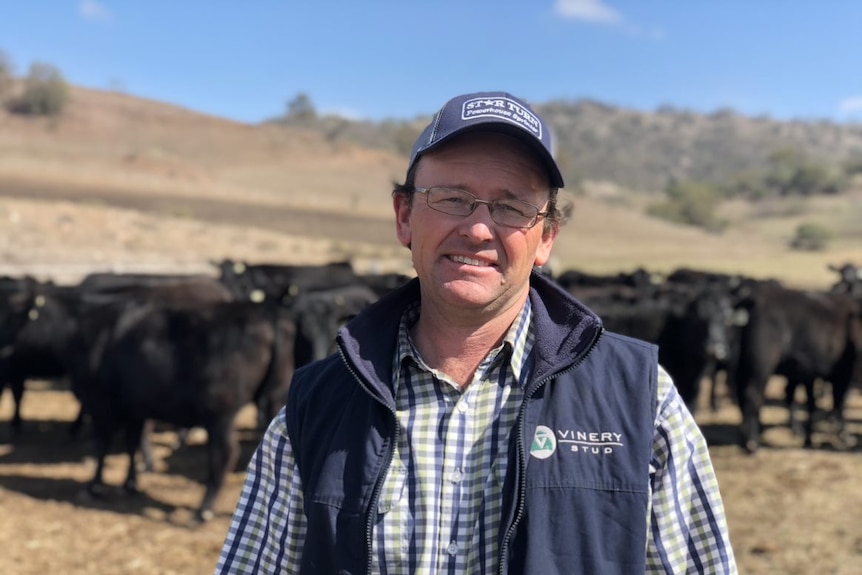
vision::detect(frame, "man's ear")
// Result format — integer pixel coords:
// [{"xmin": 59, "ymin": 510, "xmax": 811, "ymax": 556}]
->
[
  {"xmin": 533, "ymin": 224, "xmax": 558, "ymax": 267},
  {"xmin": 394, "ymin": 193, "xmax": 413, "ymax": 248}
]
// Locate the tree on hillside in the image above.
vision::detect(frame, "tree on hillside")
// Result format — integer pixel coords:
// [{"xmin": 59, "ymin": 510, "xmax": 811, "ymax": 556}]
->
[
  {"xmin": 285, "ymin": 92, "xmax": 317, "ymax": 124},
  {"xmin": 8, "ymin": 62, "xmax": 69, "ymax": 116}
]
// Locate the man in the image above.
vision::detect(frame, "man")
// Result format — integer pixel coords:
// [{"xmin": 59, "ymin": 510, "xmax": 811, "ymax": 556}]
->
[{"xmin": 215, "ymin": 91, "xmax": 737, "ymax": 574}]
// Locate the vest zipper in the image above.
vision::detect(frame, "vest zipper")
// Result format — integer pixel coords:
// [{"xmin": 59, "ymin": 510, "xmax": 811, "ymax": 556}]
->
[
  {"xmin": 336, "ymin": 344, "xmax": 400, "ymax": 575},
  {"xmin": 497, "ymin": 327, "xmax": 604, "ymax": 575}
]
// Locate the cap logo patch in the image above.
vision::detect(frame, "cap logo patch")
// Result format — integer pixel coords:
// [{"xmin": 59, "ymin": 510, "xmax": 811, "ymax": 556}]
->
[{"xmin": 461, "ymin": 97, "xmax": 542, "ymax": 139}]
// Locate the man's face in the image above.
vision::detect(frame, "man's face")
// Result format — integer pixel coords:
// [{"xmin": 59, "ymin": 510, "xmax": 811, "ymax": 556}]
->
[{"xmin": 394, "ymin": 131, "xmax": 558, "ymax": 319}]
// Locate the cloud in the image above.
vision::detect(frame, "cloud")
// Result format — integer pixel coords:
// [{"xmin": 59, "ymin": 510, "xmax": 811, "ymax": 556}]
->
[
  {"xmin": 838, "ymin": 97, "xmax": 862, "ymax": 115},
  {"xmin": 554, "ymin": 0, "xmax": 622, "ymax": 24},
  {"xmin": 78, "ymin": 0, "xmax": 111, "ymax": 22}
]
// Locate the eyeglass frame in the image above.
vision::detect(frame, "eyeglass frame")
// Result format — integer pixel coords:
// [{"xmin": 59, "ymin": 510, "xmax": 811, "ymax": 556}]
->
[{"xmin": 413, "ymin": 186, "xmax": 552, "ymax": 229}]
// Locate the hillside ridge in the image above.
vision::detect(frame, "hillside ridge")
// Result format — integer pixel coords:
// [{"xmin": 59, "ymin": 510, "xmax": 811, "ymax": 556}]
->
[{"xmin": 1, "ymin": 84, "xmax": 860, "ymax": 290}]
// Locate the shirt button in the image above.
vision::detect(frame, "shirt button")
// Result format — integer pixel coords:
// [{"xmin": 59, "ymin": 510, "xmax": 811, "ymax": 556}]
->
[
  {"xmin": 448, "ymin": 469, "xmax": 462, "ymax": 483},
  {"xmin": 447, "ymin": 541, "xmax": 459, "ymax": 556},
  {"xmin": 457, "ymin": 401, "xmax": 469, "ymax": 413}
]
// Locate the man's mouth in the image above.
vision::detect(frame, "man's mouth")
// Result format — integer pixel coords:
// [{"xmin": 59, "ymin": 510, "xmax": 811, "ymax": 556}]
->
[{"xmin": 449, "ymin": 255, "xmax": 491, "ymax": 267}]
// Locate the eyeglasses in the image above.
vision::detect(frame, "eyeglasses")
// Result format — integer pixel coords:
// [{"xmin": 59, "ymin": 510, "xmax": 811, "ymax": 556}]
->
[{"xmin": 414, "ymin": 186, "xmax": 550, "ymax": 229}]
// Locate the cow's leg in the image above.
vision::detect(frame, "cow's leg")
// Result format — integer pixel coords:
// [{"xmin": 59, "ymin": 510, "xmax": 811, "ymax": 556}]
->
[
  {"xmin": 738, "ymin": 376, "xmax": 766, "ymax": 454},
  {"xmin": 9, "ymin": 377, "xmax": 25, "ymax": 433},
  {"xmin": 138, "ymin": 419, "xmax": 156, "ymax": 472},
  {"xmin": 256, "ymin": 397, "xmax": 271, "ymax": 431},
  {"xmin": 68, "ymin": 403, "xmax": 87, "ymax": 439},
  {"xmin": 708, "ymin": 366, "xmax": 722, "ymax": 413},
  {"xmin": 122, "ymin": 418, "xmax": 146, "ymax": 493},
  {"xmin": 829, "ymin": 377, "xmax": 854, "ymax": 447},
  {"xmin": 87, "ymin": 418, "xmax": 116, "ymax": 497},
  {"xmin": 785, "ymin": 379, "xmax": 805, "ymax": 439},
  {"xmin": 802, "ymin": 379, "xmax": 817, "ymax": 448},
  {"xmin": 173, "ymin": 427, "xmax": 190, "ymax": 450},
  {"xmin": 0, "ymin": 379, "xmax": 8, "ymax": 440},
  {"xmin": 197, "ymin": 415, "xmax": 238, "ymax": 522}
]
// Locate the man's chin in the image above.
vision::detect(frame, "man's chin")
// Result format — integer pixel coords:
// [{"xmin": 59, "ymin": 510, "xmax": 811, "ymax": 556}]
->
[{"xmin": 438, "ymin": 280, "xmax": 502, "ymax": 306}]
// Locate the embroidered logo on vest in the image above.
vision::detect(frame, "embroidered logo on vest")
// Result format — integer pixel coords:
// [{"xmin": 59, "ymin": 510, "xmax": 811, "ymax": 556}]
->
[
  {"xmin": 530, "ymin": 425, "xmax": 557, "ymax": 459},
  {"xmin": 558, "ymin": 429, "xmax": 625, "ymax": 455},
  {"xmin": 531, "ymin": 426, "xmax": 626, "ymax": 459}
]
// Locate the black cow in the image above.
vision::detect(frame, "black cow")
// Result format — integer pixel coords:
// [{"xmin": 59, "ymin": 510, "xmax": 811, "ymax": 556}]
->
[
  {"xmin": 0, "ymin": 286, "xmax": 127, "ymax": 437},
  {"xmin": 69, "ymin": 298, "xmax": 296, "ymax": 522},
  {"xmin": 572, "ymin": 281, "xmax": 735, "ymax": 413},
  {"xmin": 0, "ymin": 276, "xmax": 39, "ymax": 350},
  {"xmin": 1, "ymin": 291, "xmax": 71, "ymax": 437},
  {"xmin": 829, "ymin": 262, "xmax": 862, "ymax": 298},
  {"xmin": 77, "ymin": 272, "xmax": 233, "ymax": 301},
  {"xmin": 292, "ymin": 284, "xmax": 379, "ymax": 368},
  {"xmin": 1, "ymin": 277, "xmax": 233, "ymax": 443},
  {"xmin": 665, "ymin": 267, "xmax": 746, "ymax": 288},
  {"xmin": 79, "ymin": 271, "xmax": 219, "ymax": 290},
  {"xmin": 664, "ymin": 268, "xmax": 779, "ymax": 412},
  {"xmin": 555, "ymin": 267, "xmax": 663, "ymax": 294},
  {"xmin": 212, "ymin": 259, "xmax": 361, "ymax": 305},
  {"xmin": 357, "ymin": 271, "xmax": 413, "ymax": 298},
  {"xmin": 1, "ymin": 277, "xmax": 44, "ymax": 435},
  {"xmin": 734, "ymin": 283, "xmax": 862, "ymax": 452}
]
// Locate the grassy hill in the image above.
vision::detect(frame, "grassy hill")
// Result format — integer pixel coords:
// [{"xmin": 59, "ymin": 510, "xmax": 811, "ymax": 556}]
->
[
  {"xmin": 270, "ymin": 96, "xmax": 862, "ymax": 193},
  {"xmin": 540, "ymin": 100, "xmax": 862, "ymax": 192},
  {"xmin": 1, "ymin": 85, "xmax": 860, "ymax": 289}
]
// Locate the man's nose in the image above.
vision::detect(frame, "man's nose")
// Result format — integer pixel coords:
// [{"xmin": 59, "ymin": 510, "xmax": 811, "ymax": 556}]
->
[{"xmin": 460, "ymin": 201, "xmax": 496, "ymax": 238}]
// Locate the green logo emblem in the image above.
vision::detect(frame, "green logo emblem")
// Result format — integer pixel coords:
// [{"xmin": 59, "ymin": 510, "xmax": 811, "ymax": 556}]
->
[{"xmin": 530, "ymin": 425, "xmax": 556, "ymax": 459}]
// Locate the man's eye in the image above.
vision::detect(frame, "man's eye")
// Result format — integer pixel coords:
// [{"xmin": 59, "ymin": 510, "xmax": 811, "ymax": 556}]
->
[
  {"xmin": 437, "ymin": 196, "xmax": 469, "ymax": 206},
  {"xmin": 496, "ymin": 202, "xmax": 529, "ymax": 216}
]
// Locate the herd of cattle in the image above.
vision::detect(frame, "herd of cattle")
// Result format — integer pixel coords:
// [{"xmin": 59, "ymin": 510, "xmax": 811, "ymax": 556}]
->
[{"xmin": 1, "ymin": 259, "xmax": 861, "ymax": 521}]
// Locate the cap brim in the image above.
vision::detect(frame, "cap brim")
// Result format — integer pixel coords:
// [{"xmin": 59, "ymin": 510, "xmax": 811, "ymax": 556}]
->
[{"xmin": 411, "ymin": 122, "xmax": 564, "ymax": 188}]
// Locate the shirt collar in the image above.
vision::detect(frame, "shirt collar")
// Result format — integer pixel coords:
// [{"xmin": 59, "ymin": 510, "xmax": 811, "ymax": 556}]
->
[{"xmin": 392, "ymin": 298, "xmax": 535, "ymax": 393}]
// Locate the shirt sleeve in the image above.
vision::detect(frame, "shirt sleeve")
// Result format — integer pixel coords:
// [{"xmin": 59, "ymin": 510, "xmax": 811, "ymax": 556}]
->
[
  {"xmin": 646, "ymin": 365, "xmax": 738, "ymax": 574},
  {"xmin": 214, "ymin": 406, "xmax": 307, "ymax": 574}
]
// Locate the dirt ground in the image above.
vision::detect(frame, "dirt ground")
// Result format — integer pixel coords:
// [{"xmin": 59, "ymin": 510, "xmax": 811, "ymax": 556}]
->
[
  {"xmin": 0, "ymin": 379, "xmax": 859, "ymax": 575},
  {"xmin": 1, "ymin": 191, "xmax": 861, "ymax": 574}
]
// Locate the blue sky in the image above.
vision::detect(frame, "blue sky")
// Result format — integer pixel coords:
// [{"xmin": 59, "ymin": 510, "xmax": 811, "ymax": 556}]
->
[{"xmin": 2, "ymin": 1, "xmax": 862, "ymax": 124}]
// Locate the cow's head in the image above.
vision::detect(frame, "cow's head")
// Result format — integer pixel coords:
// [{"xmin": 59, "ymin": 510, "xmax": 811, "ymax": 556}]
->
[{"xmin": 0, "ymin": 277, "xmax": 41, "ymax": 354}]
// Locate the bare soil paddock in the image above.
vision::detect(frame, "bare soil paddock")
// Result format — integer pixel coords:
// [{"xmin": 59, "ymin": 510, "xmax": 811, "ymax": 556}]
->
[{"xmin": 0, "ymin": 379, "xmax": 860, "ymax": 575}]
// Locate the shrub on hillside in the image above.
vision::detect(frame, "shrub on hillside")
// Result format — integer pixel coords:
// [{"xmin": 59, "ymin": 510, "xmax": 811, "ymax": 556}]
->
[
  {"xmin": 789, "ymin": 222, "xmax": 832, "ymax": 251},
  {"xmin": 647, "ymin": 179, "xmax": 726, "ymax": 232},
  {"xmin": 8, "ymin": 62, "xmax": 69, "ymax": 116},
  {"xmin": 722, "ymin": 147, "xmax": 849, "ymax": 199},
  {"xmin": 765, "ymin": 148, "xmax": 847, "ymax": 197},
  {"xmin": 723, "ymin": 170, "xmax": 771, "ymax": 200},
  {"xmin": 841, "ymin": 155, "xmax": 862, "ymax": 176}
]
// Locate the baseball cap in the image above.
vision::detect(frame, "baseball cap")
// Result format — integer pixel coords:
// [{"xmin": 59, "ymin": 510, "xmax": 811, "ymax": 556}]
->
[{"xmin": 407, "ymin": 91, "xmax": 564, "ymax": 188}]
